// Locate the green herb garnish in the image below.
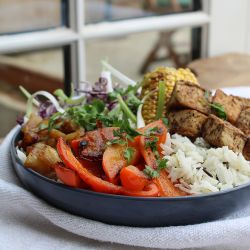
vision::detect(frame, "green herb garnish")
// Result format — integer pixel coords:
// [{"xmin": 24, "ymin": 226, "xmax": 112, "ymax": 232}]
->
[
  {"xmin": 210, "ymin": 102, "xmax": 227, "ymax": 120},
  {"xmin": 143, "ymin": 159, "xmax": 168, "ymax": 179},
  {"xmin": 144, "ymin": 165, "xmax": 160, "ymax": 178},
  {"xmin": 162, "ymin": 117, "xmax": 169, "ymax": 127},
  {"xmin": 106, "ymin": 139, "xmax": 126, "ymax": 146},
  {"xmin": 145, "ymin": 137, "xmax": 159, "ymax": 152},
  {"xmin": 106, "ymin": 119, "xmax": 141, "ymax": 164},
  {"xmin": 124, "ymin": 147, "xmax": 135, "ymax": 164}
]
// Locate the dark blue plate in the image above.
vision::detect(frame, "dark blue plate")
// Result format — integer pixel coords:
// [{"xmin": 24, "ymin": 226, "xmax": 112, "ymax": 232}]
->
[{"xmin": 10, "ymin": 129, "xmax": 250, "ymax": 227}]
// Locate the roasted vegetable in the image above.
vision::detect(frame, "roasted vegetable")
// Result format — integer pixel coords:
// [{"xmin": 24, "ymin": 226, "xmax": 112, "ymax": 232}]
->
[
  {"xmin": 25, "ymin": 143, "xmax": 61, "ymax": 177},
  {"xmin": 57, "ymin": 137, "xmax": 159, "ymax": 197},
  {"xmin": 153, "ymin": 170, "xmax": 187, "ymax": 197},
  {"xmin": 120, "ymin": 165, "xmax": 149, "ymax": 191},
  {"xmin": 57, "ymin": 137, "xmax": 122, "ymax": 194},
  {"xmin": 102, "ymin": 144, "xmax": 140, "ymax": 183},
  {"xmin": 141, "ymin": 67, "xmax": 198, "ymax": 124},
  {"xmin": 71, "ymin": 127, "xmax": 117, "ymax": 161},
  {"xmin": 55, "ymin": 163, "xmax": 85, "ymax": 188}
]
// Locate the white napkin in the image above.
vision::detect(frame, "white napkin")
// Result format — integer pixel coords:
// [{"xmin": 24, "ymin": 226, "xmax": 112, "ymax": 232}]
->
[{"xmin": 1, "ymin": 87, "xmax": 250, "ymax": 250}]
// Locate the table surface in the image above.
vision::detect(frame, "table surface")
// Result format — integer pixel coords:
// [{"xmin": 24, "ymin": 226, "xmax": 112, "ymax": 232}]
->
[{"xmin": 188, "ymin": 53, "xmax": 250, "ymax": 89}]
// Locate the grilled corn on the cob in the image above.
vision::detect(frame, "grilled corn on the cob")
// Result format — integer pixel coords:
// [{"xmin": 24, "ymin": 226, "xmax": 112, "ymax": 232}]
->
[{"xmin": 141, "ymin": 67, "xmax": 198, "ymax": 124}]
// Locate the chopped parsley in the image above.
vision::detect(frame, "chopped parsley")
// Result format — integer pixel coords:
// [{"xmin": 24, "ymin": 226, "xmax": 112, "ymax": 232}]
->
[
  {"xmin": 210, "ymin": 102, "xmax": 227, "ymax": 120},
  {"xmin": 145, "ymin": 137, "xmax": 159, "ymax": 152},
  {"xmin": 143, "ymin": 159, "xmax": 168, "ymax": 179},
  {"xmin": 124, "ymin": 147, "xmax": 135, "ymax": 164},
  {"xmin": 106, "ymin": 119, "xmax": 141, "ymax": 164},
  {"xmin": 144, "ymin": 165, "xmax": 160, "ymax": 178}
]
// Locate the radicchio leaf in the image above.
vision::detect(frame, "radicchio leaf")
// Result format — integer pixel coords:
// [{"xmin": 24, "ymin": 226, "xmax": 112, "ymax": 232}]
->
[
  {"xmin": 38, "ymin": 100, "xmax": 57, "ymax": 119},
  {"xmin": 16, "ymin": 115, "xmax": 24, "ymax": 125}
]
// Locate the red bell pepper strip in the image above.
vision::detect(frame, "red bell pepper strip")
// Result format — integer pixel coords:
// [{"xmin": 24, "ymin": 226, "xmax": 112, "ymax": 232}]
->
[
  {"xmin": 121, "ymin": 183, "xmax": 159, "ymax": 197},
  {"xmin": 120, "ymin": 165, "xmax": 149, "ymax": 191},
  {"xmin": 57, "ymin": 137, "xmax": 160, "ymax": 197},
  {"xmin": 136, "ymin": 119, "xmax": 167, "ymax": 153},
  {"xmin": 57, "ymin": 137, "xmax": 122, "ymax": 194},
  {"xmin": 54, "ymin": 163, "xmax": 86, "ymax": 188},
  {"xmin": 153, "ymin": 170, "xmax": 187, "ymax": 197},
  {"xmin": 102, "ymin": 144, "xmax": 141, "ymax": 183}
]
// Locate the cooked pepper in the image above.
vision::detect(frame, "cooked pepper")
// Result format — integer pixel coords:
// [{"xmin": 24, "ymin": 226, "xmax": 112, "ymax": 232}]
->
[
  {"xmin": 55, "ymin": 163, "xmax": 85, "ymax": 188},
  {"xmin": 57, "ymin": 137, "xmax": 159, "ymax": 197},
  {"xmin": 102, "ymin": 144, "xmax": 140, "ymax": 183},
  {"xmin": 122, "ymin": 183, "xmax": 159, "ymax": 197},
  {"xmin": 57, "ymin": 137, "xmax": 122, "ymax": 194},
  {"xmin": 120, "ymin": 165, "xmax": 149, "ymax": 191}
]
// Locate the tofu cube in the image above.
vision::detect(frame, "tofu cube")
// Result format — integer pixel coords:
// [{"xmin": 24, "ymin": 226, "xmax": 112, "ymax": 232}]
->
[
  {"xmin": 168, "ymin": 109, "xmax": 208, "ymax": 138},
  {"xmin": 168, "ymin": 81, "xmax": 211, "ymax": 115},
  {"xmin": 234, "ymin": 96, "xmax": 250, "ymax": 109},
  {"xmin": 212, "ymin": 89, "xmax": 242, "ymax": 124},
  {"xmin": 236, "ymin": 107, "xmax": 250, "ymax": 136},
  {"xmin": 202, "ymin": 114, "xmax": 247, "ymax": 153},
  {"xmin": 243, "ymin": 138, "xmax": 250, "ymax": 161}
]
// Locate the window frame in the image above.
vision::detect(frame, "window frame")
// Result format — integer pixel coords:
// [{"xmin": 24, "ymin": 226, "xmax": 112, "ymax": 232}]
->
[{"xmin": 0, "ymin": 0, "xmax": 210, "ymax": 93}]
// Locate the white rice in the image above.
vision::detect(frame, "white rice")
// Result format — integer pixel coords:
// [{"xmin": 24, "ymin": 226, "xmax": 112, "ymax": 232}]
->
[{"xmin": 161, "ymin": 134, "xmax": 250, "ymax": 194}]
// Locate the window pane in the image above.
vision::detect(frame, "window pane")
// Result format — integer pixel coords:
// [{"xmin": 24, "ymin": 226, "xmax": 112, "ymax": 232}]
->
[
  {"xmin": 0, "ymin": 0, "xmax": 64, "ymax": 34},
  {"xmin": 86, "ymin": 29, "xmax": 193, "ymax": 83},
  {"xmin": 85, "ymin": 0, "xmax": 197, "ymax": 24},
  {"xmin": 0, "ymin": 48, "xmax": 64, "ymax": 137}
]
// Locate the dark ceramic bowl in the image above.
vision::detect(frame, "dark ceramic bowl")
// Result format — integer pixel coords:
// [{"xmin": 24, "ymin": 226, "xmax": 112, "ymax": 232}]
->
[{"xmin": 11, "ymin": 129, "xmax": 250, "ymax": 227}]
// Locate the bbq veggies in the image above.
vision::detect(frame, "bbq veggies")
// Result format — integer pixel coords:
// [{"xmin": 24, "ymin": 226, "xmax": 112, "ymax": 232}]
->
[{"xmin": 17, "ymin": 63, "xmax": 250, "ymax": 197}]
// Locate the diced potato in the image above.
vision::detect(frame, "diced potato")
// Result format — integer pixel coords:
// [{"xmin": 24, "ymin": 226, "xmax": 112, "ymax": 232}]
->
[
  {"xmin": 24, "ymin": 143, "xmax": 61, "ymax": 176},
  {"xmin": 49, "ymin": 129, "xmax": 66, "ymax": 139},
  {"xmin": 64, "ymin": 129, "xmax": 85, "ymax": 141},
  {"xmin": 22, "ymin": 113, "xmax": 42, "ymax": 133}
]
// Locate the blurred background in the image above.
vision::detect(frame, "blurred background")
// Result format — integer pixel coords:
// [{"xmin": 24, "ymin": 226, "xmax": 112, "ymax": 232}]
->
[{"xmin": 0, "ymin": 0, "xmax": 250, "ymax": 137}]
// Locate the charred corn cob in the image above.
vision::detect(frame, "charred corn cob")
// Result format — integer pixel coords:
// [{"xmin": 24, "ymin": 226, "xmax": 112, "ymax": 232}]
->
[{"xmin": 141, "ymin": 67, "xmax": 198, "ymax": 124}]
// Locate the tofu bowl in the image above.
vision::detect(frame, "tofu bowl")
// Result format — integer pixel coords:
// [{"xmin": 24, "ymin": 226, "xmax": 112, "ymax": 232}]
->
[
  {"xmin": 11, "ymin": 64, "xmax": 250, "ymax": 226},
  {"xmin": 11, "ymin": 128, "xmax": 250, "ymax": 227}
]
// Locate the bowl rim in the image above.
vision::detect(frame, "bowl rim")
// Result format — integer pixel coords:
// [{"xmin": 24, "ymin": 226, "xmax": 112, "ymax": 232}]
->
[{"xmin": 11, "ymin": 128, "xmax": 250, "ymax": 201}]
